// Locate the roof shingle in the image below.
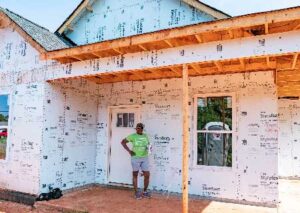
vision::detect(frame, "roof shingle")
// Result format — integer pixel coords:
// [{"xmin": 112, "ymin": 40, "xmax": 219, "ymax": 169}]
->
[{"xmin": 0, "ymin": 7, "xmax": 72, "ymax": 51}]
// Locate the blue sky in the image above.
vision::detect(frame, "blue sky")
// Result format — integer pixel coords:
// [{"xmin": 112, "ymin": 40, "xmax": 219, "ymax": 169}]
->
[
  {"xmin": 0, "ymin": 95, "xmax": 8, "ymax": 116},
  {"xmin": 0, "ymin": 0, "xmax": 300, "ymax": 32}
]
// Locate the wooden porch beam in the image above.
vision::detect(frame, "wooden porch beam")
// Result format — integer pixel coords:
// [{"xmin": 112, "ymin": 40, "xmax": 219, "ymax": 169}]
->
[{"xmin": 182, "ymin": 64, "xmax": 189, "ymax": 213}]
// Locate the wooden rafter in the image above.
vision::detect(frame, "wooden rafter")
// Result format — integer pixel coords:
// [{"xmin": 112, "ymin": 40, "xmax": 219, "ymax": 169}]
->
[
  {"xmin": 169, "ymin": 67, "xmax": 182, "ymax": 76},
  {"xmin": 138, "ymin": 44, "xmax": 148, "ymax": 51},
  {"xmin": 239, "ymin": 58, "xmax": 245, "ymax": 69},
  {"xmin": 194, "ymin": 34, "xmax": 203, "ymax": 43},
  {"xmin": 190, "ymin": 63, "xmax": 202, "ymax": 74},
  {"xmin": 293, "ymin": 23, "xmax": 300, "ymax": 30},
  {"xmin": 91, "ymin": 52, "xmax": 102, "ymax": 58},
  {"xmin": 113, "ymin": 48, "xmax": 123, "ymax": 54},
  {"xmin": 214, "ymin": 61, "xmax": 223, "ymax": 71},
  {"xmin": 265, "ymin": 23, "xmax": 269, "ymax": 34},
  {"xmin": 292, "ymin": 53, "xmax": 299, "ymax": 69},
  {"xmin": 164, "ymin": 40, "xmax": 174, "ymax": 47},
  {"xmin": 266, "ymin": 56, "xmax": 271, "ymax": 67},
  {"xmin": 228, "ymin": 30, "xmax": 234, "ymax": 39}
]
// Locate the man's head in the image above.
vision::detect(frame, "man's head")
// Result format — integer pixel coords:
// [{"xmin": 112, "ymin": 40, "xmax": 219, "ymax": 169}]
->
[{"xmin": 135, "ymin": 123, "xmax": 144, "ymax": 134}]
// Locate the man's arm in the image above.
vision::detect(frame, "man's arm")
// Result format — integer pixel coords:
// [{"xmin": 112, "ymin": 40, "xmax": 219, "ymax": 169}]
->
[{"xmin": 121, "ymin": 138, "xmax": 135, "ymax": 156}]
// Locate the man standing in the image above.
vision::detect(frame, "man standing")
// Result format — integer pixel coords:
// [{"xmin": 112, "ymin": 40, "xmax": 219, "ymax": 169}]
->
[{"xmin": 121, "ymin": 123, "xmax": 151, "ymax": 199}]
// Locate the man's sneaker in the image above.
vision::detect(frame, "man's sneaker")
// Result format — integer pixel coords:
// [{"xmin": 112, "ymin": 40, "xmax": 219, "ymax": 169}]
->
[
  {"xmin": 135, "ymin": 192, "xmax": 142, "ymax": 200},
  {"xmin": 142, "ymin": 191, "xmax": 151, "ymax": 198}
]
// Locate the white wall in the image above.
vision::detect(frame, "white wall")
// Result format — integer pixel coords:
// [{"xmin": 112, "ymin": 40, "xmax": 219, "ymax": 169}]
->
[
  {"xmin": 279, "ymin": 99, "xmax": 300, "ymax": 178},
  {"xmin": 95, "ymin": 71, "xmax": 278, "ymax": 205},
  {"xmin": 0, "ymin": 28, "xmax": 46, "ymax": 194},
  {"xmin": 65, "ymin": 0, "xmax": 215, "ymax": 45},
  {"xmin": 0, "ymin": 25, "xmax": 280, "ymax": 206},
  {"xmin": 40, "ymin": 79, "xmax": 98, "ymax": 192}
]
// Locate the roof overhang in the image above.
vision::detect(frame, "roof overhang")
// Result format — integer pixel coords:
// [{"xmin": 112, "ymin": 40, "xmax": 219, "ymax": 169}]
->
[
  {"xmin": 43, "ymin": 6, "xmax": 300, "ymax": 64},
  {"xmin": 0, "ymin": 11, "xmax": 46, "ymax": 53}
]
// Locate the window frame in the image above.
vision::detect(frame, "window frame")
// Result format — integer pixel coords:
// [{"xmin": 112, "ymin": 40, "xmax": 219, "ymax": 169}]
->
[
  {"xmin": 0, "ymin": 92, "xmax": 11, "ymax": 162},
  {"xmin": 193, "ymin": 92, "xmax": 236, "ymax": 170}
]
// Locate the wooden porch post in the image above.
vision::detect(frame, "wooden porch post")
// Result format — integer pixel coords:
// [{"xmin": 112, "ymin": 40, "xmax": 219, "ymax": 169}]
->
[{"xmin": 182, "ymin": 64, "xmax": 189, "ymax": 213}]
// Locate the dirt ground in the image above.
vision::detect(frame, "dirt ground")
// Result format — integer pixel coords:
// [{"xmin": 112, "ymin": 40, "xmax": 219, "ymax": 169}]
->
[{"xmin": 0, "ymin": 179, "xmax": 299, "ymax": 213}]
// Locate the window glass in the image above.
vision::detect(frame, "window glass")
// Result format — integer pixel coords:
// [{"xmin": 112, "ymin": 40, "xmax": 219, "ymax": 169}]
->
[
  {"xmin": 196, "ymin": 96, "xmax": 233, "ymax": 167},
  {"xmin": 197, "ymin": 132, "xmax": 232, "ymax": 167},
  {"xmin": 116, "ymin": 113, "xmax": 135, "ymax": 127},
  {"xmin": 0, "ymin": 95, "xmax": 9, "ymax": 160},
  {"xmin": 197, "ymin": 96, "xmax": 232, "ymax": 130}
]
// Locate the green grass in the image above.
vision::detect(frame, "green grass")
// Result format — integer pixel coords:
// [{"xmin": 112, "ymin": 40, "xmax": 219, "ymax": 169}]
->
[{"xmin": 0, "ymin": 137, "xmax": 6, "ymax": 144}]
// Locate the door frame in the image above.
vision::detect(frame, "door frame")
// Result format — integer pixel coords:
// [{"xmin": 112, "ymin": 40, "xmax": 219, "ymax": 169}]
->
[{"xmin": 107, "ymin": 105, "xmax": 142, "ymax": 184}]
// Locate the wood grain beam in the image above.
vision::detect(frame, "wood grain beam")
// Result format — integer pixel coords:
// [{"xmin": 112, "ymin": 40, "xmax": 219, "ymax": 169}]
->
[{"xmin": 292, "ymin": 53, "xmax": 299, "ymax": 69}]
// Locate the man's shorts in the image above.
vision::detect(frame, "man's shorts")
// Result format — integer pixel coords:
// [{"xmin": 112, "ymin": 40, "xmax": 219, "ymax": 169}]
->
[{"xmin": 131, "ymin": 157, "xmax": 149, "ymax": 172}]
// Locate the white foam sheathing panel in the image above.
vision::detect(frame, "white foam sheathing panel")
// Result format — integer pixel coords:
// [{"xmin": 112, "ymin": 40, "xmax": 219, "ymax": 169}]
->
[
  {"xmin": 0, "ymin": 26, "xmax": 280, "ymax": 206},
  {"xmin": 40, "ymin": 79, "xmax": 99, "ymax": 192},
  {"xmin": 65, "ymin": 0, "xmax": 215, "ymax": 45},
  {"xmin": 0, "ymin": 28, "xmax": 46, "ymax": 194},
  {"xmin": 94, "ymin": 71, "xmax": 278, "ymax": 205},
  {"xmin": 278, "ymin": 99, "xmax": 300, "ymax": 178}
]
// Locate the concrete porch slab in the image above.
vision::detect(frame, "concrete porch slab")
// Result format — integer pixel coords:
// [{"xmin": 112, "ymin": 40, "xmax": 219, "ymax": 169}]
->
[{"xmin": 34, "ymin": 186, "xmax": 276, "ymax": 213}]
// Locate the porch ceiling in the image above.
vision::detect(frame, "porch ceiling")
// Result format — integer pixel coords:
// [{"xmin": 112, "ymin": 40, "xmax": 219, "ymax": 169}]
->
[
  {"xmin": 42, "ymin": 7, "xmax": 300, "ymax": 64},
  {"xmin": 48, "ymin": 54, "xmax": 300, "ymax": 98}
]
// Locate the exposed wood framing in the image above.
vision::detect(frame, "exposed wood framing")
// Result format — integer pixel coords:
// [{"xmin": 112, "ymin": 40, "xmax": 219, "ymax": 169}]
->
[
  {"xmin": 182, "ymin": 64, "xmax": 189, "ymax": 213},
  {"xmin": 43, "ymin": 7, "xmax": 300, "ymax": 61},
  {"xmin": 113, "ymin": 48, "xmax": 123, "ymax": 54},
  {"xmin": 57, "ymin": 0, "xmax": 95, "ymax": 34},
  {"xmin": 138, "ymin": 45, "xmax": 148, "ymax": 51},
  {"xmin": 182, "ymin": 0, "xmax": 229, "ymax": 19},
  {"xmin": 239, "ymin": 58, "xmax": 245, "ymax": 69},
  {"xmin": 266, "ymin": 56, "xmax": 271, "ymax": 67},
  {"xmin": 228, "ymin": 30, "xmax": 234, "ymax": 39},
  {"xmin": 86, "ymin": 4, "xmax": 93, "ymax": 12},
  {"xmin": 214, "ymin": 61, "xmax": 223, "ymax": 72},
  {"xmin": 194, "ymin": 34, "xmax": 203, "ymax": 43},
  {"xmin": 190, "ymin": 63, "xmax": 202, "ymax": 74},
  {"xmin": 169, "ymin": 67, "xmax": 182, "ymax": 76},
  {"xmin": 265, "ymin": 23, "xmax": 269, "ymax": 34},
  {"xmin": 164, "ymin": 40, "xmax": 174, "ymax": 47},
  {"xmin": 66, "ymin": 25, "xmax": 74, "ymax": 32},
  {"xmin": 292, "ymin": 53, "xmax": 299, "ymax": 69}
]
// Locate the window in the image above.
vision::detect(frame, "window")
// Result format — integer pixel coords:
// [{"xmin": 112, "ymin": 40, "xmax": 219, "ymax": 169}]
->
[
  {"xmin": 0, "ymin": 95, "xmax": 9, "ymax": 160},
  {"xmin": 116, "ymin": 113, "xmax": 135, "ymax": 127},
  {"xmin": 195, "ymin": 94, "xmax": 234, "ymax": 167}
]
